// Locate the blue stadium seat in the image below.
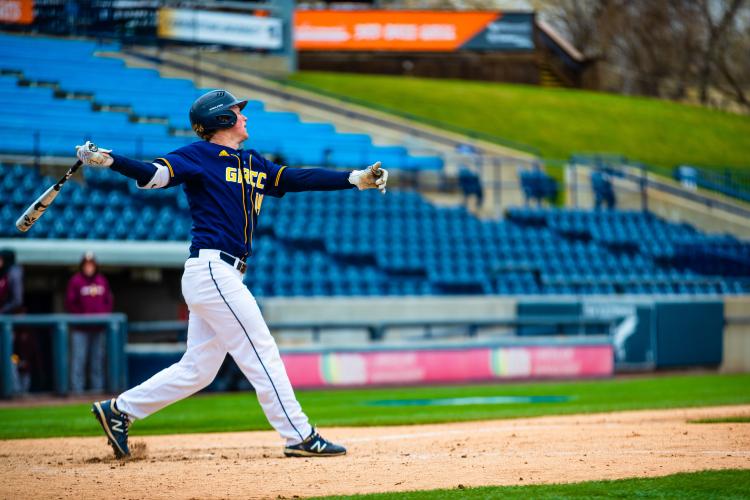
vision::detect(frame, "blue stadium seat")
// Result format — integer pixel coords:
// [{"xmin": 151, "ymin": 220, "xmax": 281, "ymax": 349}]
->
[{"xmin": 0, "ymin": 33, "xmax": 442, "ymax": 170}]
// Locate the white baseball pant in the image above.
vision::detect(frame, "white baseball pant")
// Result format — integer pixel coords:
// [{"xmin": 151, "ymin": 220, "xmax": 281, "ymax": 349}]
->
[{"xmin": 116, "ymin": 250, "xmax": 312, "ymax": 445}]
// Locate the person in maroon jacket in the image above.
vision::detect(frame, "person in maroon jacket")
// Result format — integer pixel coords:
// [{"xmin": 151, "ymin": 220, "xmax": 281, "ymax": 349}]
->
[{"xmin": 65, "ymin": 252, "xmax": 113, "ymax": 394}]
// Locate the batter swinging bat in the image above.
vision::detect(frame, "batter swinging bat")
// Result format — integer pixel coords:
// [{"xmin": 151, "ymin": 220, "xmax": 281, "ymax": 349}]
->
[{"xmin": 15, "ymin": 160, "xmax": 82, "ymax": 232}]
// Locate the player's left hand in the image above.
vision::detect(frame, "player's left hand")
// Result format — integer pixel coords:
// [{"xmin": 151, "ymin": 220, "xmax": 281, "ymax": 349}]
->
[
  {"xmin": 76, "ymin": 141, "xmax": 113, "ymax": 168},
  {"xmin": 349, "ymin": 161, "xmax": 388, "ymax": 194}
]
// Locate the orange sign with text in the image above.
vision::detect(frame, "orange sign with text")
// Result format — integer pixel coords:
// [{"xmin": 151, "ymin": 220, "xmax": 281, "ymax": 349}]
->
[
  {"xmin": 295, "ymin": 10, "xmax": 499, "ymax": 51},
  {"xmin": 0, "ymin": 0, "xmax": 33, "ymax": 25}
]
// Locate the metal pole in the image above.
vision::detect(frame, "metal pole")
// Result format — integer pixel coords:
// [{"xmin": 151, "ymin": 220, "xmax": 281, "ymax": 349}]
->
[
  {"xmin": 120, "ymin": 320, "xmax": 128, "ymax": 390},
  {"xmin": 495, "ymin": 156, "xmax": 501, "ymax": 212},
  {"xmin": 52, "ymin": 322, "xmax": 69, "ymax": 396},
  {"xmin": 192, "ymin": 9, "xmax": 199, "ymax": 85},
  {"xmin": 640, "ymin": 163, "xmax": 649, "ymax": 213},
  {"xmin": 33, "ymin": 130, "xmax": 40, "ymax": 169},
  {"xmin": 278, "ymin": 0, "xmax": 297, "ymax": 73},
  {"xmin": 106, "ymin": 321, "xmax": 120, "ymax": 393},
  {"xmin": 0, "ymin": 321, "xmax": 13, "ymax": 399}
]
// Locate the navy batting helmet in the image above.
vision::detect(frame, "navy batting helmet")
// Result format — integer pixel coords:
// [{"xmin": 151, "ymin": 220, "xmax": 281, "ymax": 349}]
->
[{"xmin": 189, "ymin": 90, "xmax": 248, "ymax": 137}]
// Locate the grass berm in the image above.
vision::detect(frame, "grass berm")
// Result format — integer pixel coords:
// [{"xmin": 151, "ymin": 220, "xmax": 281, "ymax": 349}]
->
[{"xmin": 285, "ymin": 72, "xmax": 750, "ymax": 172}]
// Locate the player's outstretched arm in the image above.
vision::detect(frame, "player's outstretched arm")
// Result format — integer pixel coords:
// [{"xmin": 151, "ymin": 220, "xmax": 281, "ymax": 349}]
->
[
  {"xmin": 277, "ymin": 161, "xmax": 388, "ymax": 195},
  {"xmin": 76, "ymin": 141, "xmax": 162, "ymax": 188}
]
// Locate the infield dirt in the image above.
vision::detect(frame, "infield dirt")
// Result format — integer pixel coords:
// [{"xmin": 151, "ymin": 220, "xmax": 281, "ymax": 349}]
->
[{"xmin": 1, "ymin": 405, "xmax": 748, "ymax": 499}]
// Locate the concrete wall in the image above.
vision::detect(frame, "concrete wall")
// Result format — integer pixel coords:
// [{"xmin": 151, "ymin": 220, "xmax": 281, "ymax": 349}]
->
[
  {"xmin": 261, "ymin": 296, "xmax": 517, "ymax": 345},
  {"xmin": 722, "ymin": 296, "xmax": 750, "ymax": 373},
  {"xmin": 261, "ymin": 296, "xmax": 516, "ymax": 323}
]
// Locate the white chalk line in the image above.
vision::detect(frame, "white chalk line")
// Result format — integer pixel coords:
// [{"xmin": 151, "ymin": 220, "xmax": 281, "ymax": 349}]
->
[{"xmin": 344, "ymin": 423, "xmax": 633, "ymax": 443}]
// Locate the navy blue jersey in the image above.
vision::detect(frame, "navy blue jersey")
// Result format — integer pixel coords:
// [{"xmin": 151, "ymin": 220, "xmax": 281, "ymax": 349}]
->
[{"xmin": 134, "ymin": 141, "xmax": 350, "ymax": 259}]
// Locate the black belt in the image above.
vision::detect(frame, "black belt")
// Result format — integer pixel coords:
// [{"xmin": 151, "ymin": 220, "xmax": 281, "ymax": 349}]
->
[{"xmin": 189, "ymin": 250, "xmax": 247, "ymax": 274}]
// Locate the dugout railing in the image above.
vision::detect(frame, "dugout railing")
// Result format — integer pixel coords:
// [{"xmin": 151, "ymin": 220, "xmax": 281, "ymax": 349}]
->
[
  {"xmin": 0, "ymin": 313, "xmax": 127, "ymax": 399},
  {"xmin": 127, "ymin": 316, "xmax": 622, "ymax": 343}
]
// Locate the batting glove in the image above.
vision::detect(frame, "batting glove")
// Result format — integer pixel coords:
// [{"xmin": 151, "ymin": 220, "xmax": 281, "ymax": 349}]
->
[
  {"xmin": 76, "ymin": 141, "xmax": 113, "ymax": 168},
  {"xmin": 349, "ymin": 161, "xmax": 388, "ymax": 194}
]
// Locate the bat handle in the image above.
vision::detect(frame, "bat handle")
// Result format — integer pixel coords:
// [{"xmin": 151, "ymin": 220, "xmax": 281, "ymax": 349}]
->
[
  {"xmin": 371, "ymin": 161, "xmax": 383, "ymax": 177},
  {"xmin": 69, "ymin": 159, "xmax": 83, "ymax": 175}
]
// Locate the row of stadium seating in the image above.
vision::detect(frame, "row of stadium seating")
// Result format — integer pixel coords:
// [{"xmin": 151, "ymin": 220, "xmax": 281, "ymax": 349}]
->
[
  {"xmin": 508, "ymin": 207, "xmax": 750, "ymax": 276},
  {"xmin": 0, "ymin": 33, "xmax": 442, "ymax": 170},
  {"xmin": 2, "ymin": 163, "xmax": 749, "ymax": 296}
]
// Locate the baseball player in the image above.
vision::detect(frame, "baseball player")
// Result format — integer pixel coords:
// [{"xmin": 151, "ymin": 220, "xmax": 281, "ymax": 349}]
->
[{"xmin": 80, "ymin": 89, "xmax": 388, "ymax": 459}]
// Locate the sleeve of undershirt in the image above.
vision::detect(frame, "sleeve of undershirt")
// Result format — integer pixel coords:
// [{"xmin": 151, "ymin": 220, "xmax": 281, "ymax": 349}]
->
[{"xmin": 111, "ymin": 150, "xmax": 201, "ymax": 189}]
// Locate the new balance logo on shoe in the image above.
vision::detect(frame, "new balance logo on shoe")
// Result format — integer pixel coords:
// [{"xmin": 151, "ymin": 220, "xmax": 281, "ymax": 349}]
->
[
  {"xmin": 310, "ymin": 440, "xmax": 327, "ymax": 453},
  {"xmin": 111, "ymin": 419, "xmax": 124, "ymax": 433}
]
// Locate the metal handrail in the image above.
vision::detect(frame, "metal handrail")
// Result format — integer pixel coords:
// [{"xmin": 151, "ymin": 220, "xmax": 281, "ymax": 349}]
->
[
  {"xmin": 130, "ymin": 315, "xmax": 623, "ymax": 343},
  {"xmin": 0, "ymin": 313, "xmax": 128, "ymax": 399}
]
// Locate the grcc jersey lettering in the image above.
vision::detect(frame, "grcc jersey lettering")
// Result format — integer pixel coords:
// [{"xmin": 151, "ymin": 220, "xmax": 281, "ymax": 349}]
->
[{"xmin": 225, "ymin": 167, "xmax": 267, "ymax": 189}]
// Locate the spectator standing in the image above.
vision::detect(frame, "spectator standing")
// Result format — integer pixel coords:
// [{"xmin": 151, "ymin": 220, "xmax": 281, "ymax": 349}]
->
[
  {"xmin": 591, "ymin": 169, "xmax": 616, "ymax": 210},
  {"xmin": 458, "ymin": 165, "xmax": 484, "ymax": 209},
  {"xmin": 65, "ymin": 252, "xmax": 113, "ymax": 394}
]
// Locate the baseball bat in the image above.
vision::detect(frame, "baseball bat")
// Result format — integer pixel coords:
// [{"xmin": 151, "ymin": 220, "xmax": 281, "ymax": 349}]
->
[{"xmin": 15, "ymin": 160, "xmax": 82, "ymax": 232}]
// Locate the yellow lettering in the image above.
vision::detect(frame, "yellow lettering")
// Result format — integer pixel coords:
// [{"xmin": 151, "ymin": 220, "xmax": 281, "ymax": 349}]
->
[
  {"xmin": 255, "ymin": 193, "xmax": 264, "ymax": 214},
  {"xmin": 227, "ymin": 167, "xmax": 265, "ymax": 187}
]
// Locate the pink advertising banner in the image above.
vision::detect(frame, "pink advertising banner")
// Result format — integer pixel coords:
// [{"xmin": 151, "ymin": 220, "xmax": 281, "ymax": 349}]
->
[{"xmin": 282, "ymin": 344, "xmax": 613, "ymax": 388}]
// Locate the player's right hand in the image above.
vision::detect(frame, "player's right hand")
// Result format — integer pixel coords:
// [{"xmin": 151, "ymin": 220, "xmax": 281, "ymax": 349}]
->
[
  {"xmin": 76, "ymin": 141, "xmax": 113, "ymax": 167},
  {"xmin": 349, "ymin": 161, "xmax": 388, "ymax": 194}
]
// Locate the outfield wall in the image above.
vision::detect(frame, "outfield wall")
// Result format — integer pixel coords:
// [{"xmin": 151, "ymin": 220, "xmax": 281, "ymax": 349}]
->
[
  {"xmin": 261, "ymin": 296, "xmax": 738, "ymax": 371},
  {"xmin": 127, "ymin": 337, "xmax": 613, "ymax": 390},
  {"xmin": 282, "ymin": 340, "xmax": 613, "ymax": 388}
]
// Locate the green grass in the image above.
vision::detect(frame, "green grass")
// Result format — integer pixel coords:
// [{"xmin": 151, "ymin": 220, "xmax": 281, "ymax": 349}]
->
[
  {"xmin": 0, "ymin": 373, "xmax": 748, "ymax": 440},
  {"xmin": 690, "ymin": 415, "xmax": 750, "ymax": 424},
  {"xmin": 313, "ymin": 469, "xmax": 750, "ymax": 499},
  {"xmin": 285, "ymin": 72, "xmax": 750, "ymax": 170}
]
